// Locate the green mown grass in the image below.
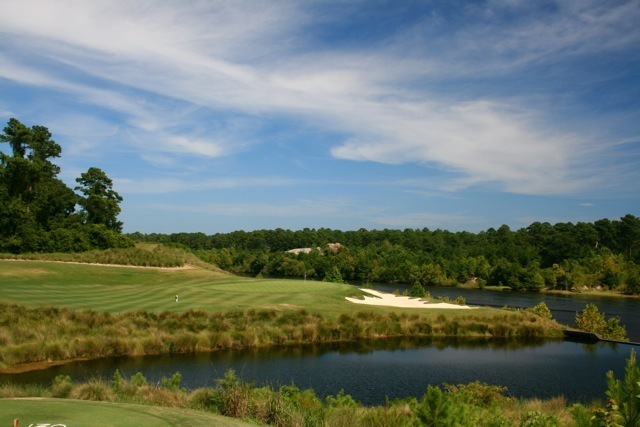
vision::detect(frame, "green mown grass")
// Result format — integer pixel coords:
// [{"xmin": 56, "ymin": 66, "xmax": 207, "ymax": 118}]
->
[
  {"xmin": 0, "ymin": 398, "xmax": 253, "ymax": 426},
  {"xmin": 0, "ymin": 260, "xmax": 365, "ymax": 317}
]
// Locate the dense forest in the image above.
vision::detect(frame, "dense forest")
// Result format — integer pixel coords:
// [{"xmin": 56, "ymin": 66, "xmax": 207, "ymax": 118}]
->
[
  {"xmin": 130, "ymin": 215, "xmax": 640, "ymax": 294},
  {"xmin": 0, "ymin": 118, "xmax": 132, "ymax": 253}
]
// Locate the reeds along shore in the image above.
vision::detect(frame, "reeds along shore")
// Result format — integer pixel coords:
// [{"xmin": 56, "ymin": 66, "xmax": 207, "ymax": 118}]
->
[{"xmin": 0, "ymin": 303, "xmax": 563, "ymax": 369}]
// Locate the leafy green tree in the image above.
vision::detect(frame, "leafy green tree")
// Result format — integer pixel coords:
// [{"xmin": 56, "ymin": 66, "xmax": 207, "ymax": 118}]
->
[
  {"xmin": 523, "ymin": 265, "xmax": 546, "ymax": 292},
  {"xmin": 618, "ymin": 214, "xmax": 640, "ymax": 262},
  {"xmin": 626, "ymin": 269, "xmax": 640, "ymax": 295},
  {"xmin": 575, "ymin": 303, "xmax": 627, "ymax": 341},
  {"xmin": 323, "ymin": 266, "xmax": 344, "ymax": 283},
  {"xmin": 590, "ymin": 350, "xmax": 640, "ymax": 427},
  {"xmin": 0, "ymin": 118, "xmax": 71, "ymax": 251},
  {"xmin": 605, "ymin": 349, "xmax": 640, "ymax": 427},
  {"xmin": 527, "ymin": 302, "xmax": 553, "ymax": 320},
  {"xmin": 75, "ymin": 167, "xmax": 124, "ymax": 232},
  {"xmin": 1, "ymin": 118, "xmax": 131, "ymax": 253},
  {"xmin": 410, "ymin": 280, "xmax": 426, "ymax": 298}
]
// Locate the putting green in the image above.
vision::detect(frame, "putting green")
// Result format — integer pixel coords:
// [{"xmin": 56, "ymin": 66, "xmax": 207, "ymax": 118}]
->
[{"xmin": 1, "ymin": 398, "xmax": 253, "ymax": 426}]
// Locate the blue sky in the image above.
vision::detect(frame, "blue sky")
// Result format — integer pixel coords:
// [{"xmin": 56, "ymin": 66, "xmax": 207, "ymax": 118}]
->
[{"xmin": 1, "ymin": 0, "xmax": 638, "ymax": 234}]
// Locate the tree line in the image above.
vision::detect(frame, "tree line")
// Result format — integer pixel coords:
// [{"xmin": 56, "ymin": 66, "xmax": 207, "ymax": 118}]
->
[
  {"xmin": 130, "ymin": 215, "xmax": 640, "ymax": 294},
  {"xmin": 0, "ymin": 118, "xmax": 131, "ymax": 253}
]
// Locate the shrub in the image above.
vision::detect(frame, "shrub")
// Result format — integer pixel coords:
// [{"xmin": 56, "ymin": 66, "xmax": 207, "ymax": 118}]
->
[
  {"xmin": 218, "ymin": 369, "xmax": 251, "ymax": 418},
  {"xmin": 188, "ymin": 387, "xmax": 223, "ymax": 412},
  {"xmin": 160, "ymin": 372, "xmax": 183, "ymax": 391},
  {"xmin": 415, "ymin": 385, "xmax": 476, "ymax": 426},
  {"xmin": 575, "ymin": 303, "xmax": 628, "ymax": 341},
  {"xmin": 455, "ymin": 296, "xmax": 467, "ymax": 306},
  {"xmin": 325, "ymin": 389, "xmax": 360, "ymax": 408},
  {"xmin": 444, "ymin": 381, "xmax": 509, "ymax": 408},
  {"xmin": 131, "ymin": 371, "xmax": 148, "ymax": 387},
  {"xmin": 410, "ymin": 281, "xmax": 426, "ymax": 298},
  {"xmin": 70, "ymin": 378, "xmax": 115, "ymax": 401},
  {"xmin": 50, "ymin": 375, "xmax": 73, "ymax": 398},
  {"xmin": 527, "ymin": 302, "xmax": 553, "ymax": 320}
]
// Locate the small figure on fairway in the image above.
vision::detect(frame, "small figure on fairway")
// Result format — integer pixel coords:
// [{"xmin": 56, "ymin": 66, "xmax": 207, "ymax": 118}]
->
[{"xmin": 175, "ymin": 294, "xmax": 179, "ymax": 303}]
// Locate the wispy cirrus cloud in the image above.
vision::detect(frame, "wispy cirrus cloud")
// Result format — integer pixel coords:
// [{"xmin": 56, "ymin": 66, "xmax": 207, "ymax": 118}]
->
[{"xmin": 1, "ymin": 0, "xmax": 638, "ymax": 202}]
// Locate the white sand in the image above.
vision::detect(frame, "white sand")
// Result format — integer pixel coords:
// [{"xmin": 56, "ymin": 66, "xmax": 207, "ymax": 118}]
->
[{"xmin": 345, "ymin": 288, "xmax": 477, "ymax": 309}]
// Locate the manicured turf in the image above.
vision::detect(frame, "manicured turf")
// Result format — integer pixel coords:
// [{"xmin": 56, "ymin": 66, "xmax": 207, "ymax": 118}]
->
[
  {"xmin": 0, "ymin": 398, "xmax": 253, "ymax": 426},
  {"xmin": 0, "ymin": 260, "xmax": 372, "ymax": 318}
]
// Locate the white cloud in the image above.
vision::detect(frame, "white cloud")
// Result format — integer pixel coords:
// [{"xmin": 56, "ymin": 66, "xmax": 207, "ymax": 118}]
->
[
  {"xmin": 331, "ymin": 100, "xmax": 592, "ymax": 195},
  {"xmin": 1, "ymin": 0, "xmax": 637, "ymax": 198}
]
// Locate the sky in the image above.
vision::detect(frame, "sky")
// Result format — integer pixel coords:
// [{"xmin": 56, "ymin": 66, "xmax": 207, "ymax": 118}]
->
[{"xmin": 0, "ymin": 0, "xmax": 638, "ymax": 234}]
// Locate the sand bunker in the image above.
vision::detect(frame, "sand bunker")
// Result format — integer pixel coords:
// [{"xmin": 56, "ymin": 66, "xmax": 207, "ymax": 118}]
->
[{"xmin": 345, "ymin": 288, "xmax": 477, "ymax": 309}]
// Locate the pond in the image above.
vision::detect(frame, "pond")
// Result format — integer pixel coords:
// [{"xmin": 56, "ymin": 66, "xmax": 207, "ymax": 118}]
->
[{"xmin": 2, "ymin": 338, "xmax": 637, "ymax": 406}]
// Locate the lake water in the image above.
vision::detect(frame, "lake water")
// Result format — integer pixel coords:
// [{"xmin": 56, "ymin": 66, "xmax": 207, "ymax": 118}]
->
[{"xmin": 2, "ymin": 338, "xmax": 637, "ymax": 406}]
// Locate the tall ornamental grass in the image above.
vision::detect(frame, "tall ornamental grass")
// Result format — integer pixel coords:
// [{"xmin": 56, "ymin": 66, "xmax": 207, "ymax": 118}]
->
[{"xmin": 0, "ymin": 303, "xmax": 563, "ymax": 368}]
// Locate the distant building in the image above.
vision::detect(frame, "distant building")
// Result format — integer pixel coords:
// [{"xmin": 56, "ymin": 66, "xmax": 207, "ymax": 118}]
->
[{"xmin": 286, "ymin": 243, "xmax": 344, "ymax": 255}]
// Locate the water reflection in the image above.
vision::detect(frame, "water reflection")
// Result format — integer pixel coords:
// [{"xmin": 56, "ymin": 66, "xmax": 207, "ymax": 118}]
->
[{"xmin": 2, "ymin": 338, "xmax": 636, "ymax": 406}]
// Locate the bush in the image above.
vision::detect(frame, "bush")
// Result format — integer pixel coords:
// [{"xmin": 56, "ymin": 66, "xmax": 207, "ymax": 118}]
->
[
  {"xmin": 527, "ymin": 302, "xmax": 553, "ymax": 320},
  {"xmin": 160, "ymin": 372, "xmax": 183, "ymax": 391},
  {"xmin": 50, "ymin": 374, "xmax": 73, "ymax": 398},
  {"xmin": 575, "ymin": 303, "xmax": 627, "ymax": 341},
  {"xmin": 70, "ymin": 378, "xmax": 115, "ymax": 401},
  {"xmin": 415, "ymin": 385, "xmax": 476, "ymax": 426},
  {"xmin": 131, "ymin": 371, "xmax": 148, "ymax": 387},
  {"xmin": 218, "ymin": 369, "xmax": 251, "ymax": 418},
  {"xmin": 325, "ymin": 389, "xmax": 360, "ymax": 408},
  {"xmin": 188, "ymin": 387, "xmax": 223, "ymax": 412},
  {"xmin": 410, "ymin": 281, "xmax": 426, "ymax": 298},
  {"xmin": 520, "ymin": 410, "xmax": 560, "ymax": 427}
]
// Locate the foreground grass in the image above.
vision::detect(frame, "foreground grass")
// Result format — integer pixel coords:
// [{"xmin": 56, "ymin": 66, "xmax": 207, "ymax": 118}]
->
[{"xmin": 1, "ymin": 398, "xmax": 254, "ymax": 427}]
